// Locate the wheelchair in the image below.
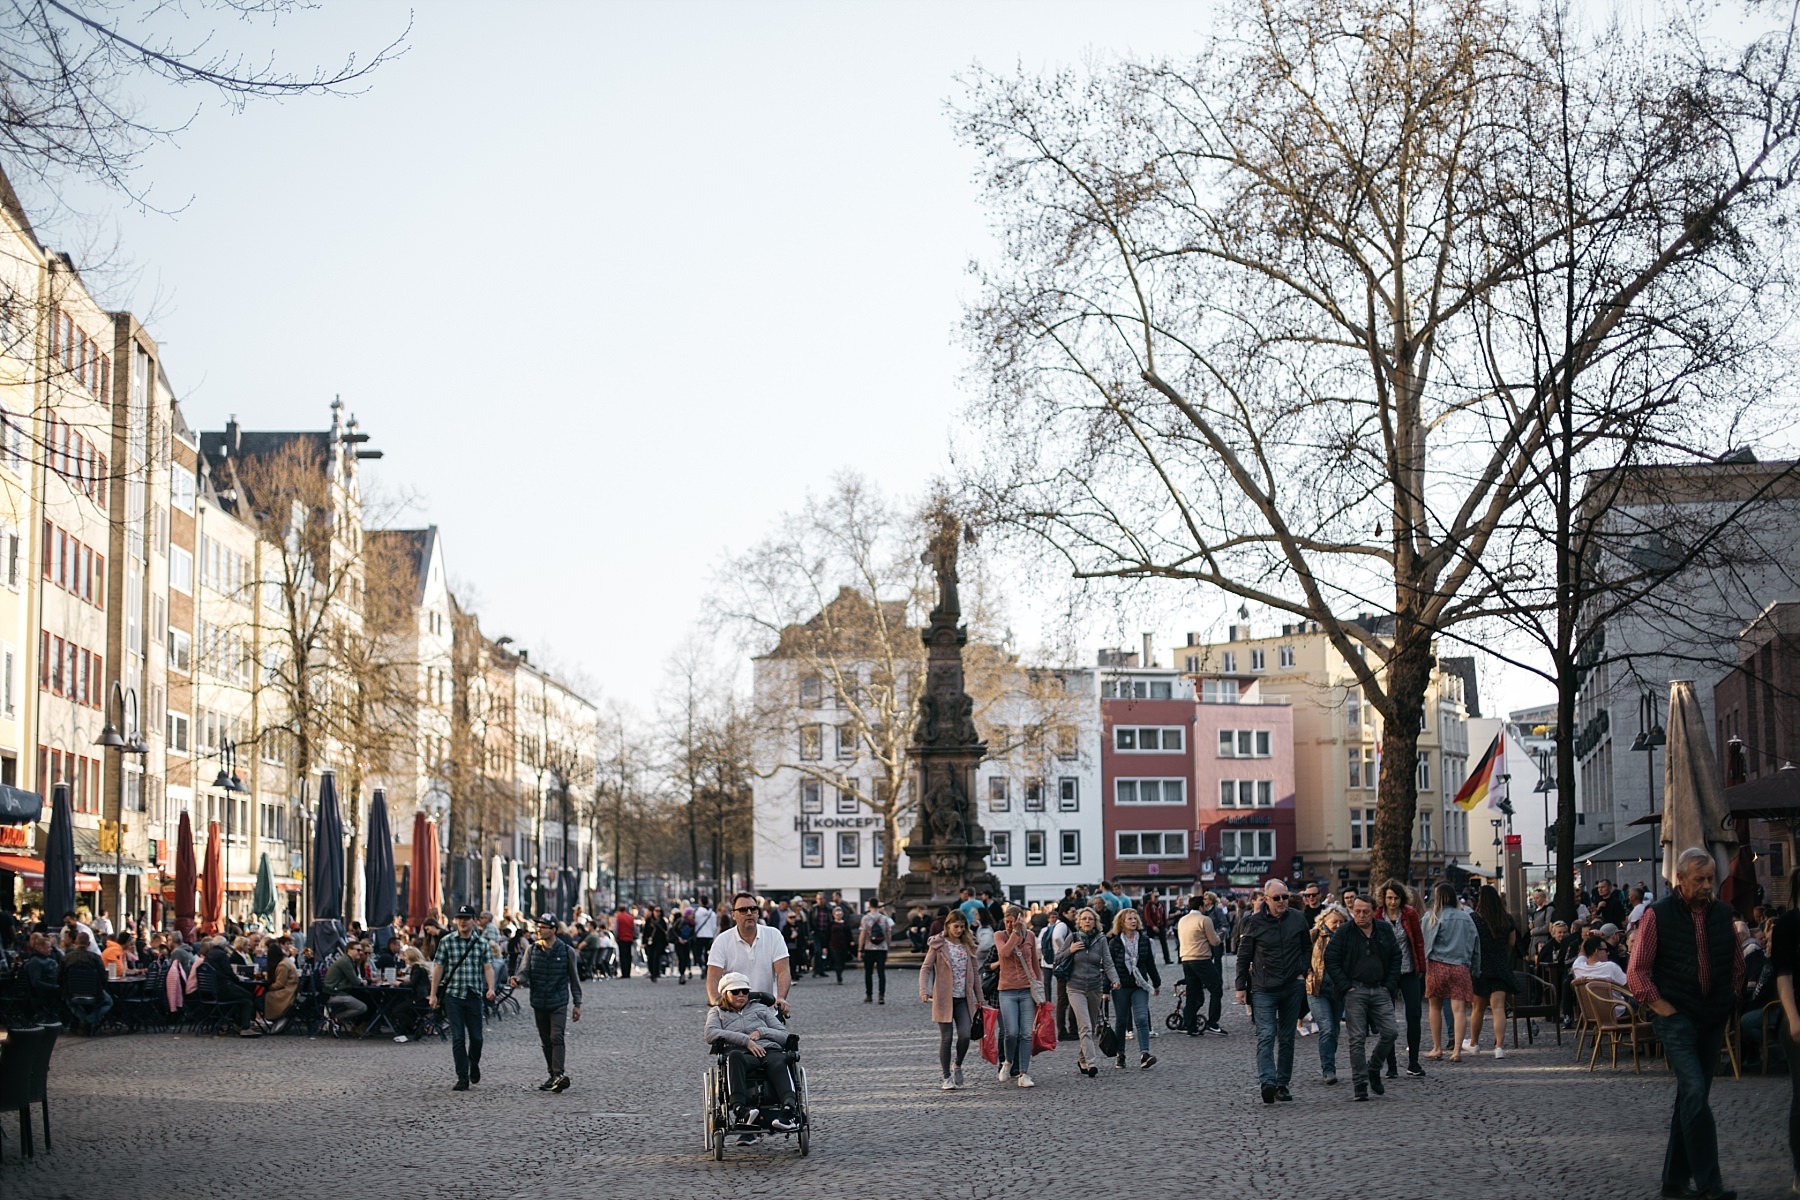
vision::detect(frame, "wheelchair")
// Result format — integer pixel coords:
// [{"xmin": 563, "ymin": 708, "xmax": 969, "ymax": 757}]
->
[{"xmin": 702, "ymin": 992, "xmax": 811, "ymax": 1159}]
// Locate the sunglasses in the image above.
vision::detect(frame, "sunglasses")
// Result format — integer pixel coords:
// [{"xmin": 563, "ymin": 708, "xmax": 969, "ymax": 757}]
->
[
  {"xmin": 726, "ymin": 988, "xmax": 749, "ymax": 995},
  {"xmin": 1270, "ymin": 896, "xmax": 1290, "ymax": 903},
  {"xmin": 733, "ymin": 906, "xmax": 759, "ymax": 914}
]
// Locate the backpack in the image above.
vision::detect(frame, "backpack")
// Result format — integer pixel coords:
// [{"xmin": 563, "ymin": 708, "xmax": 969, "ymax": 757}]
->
[
  {"xmin": 867, "ymin": 917, "xmax": 886, "ymax": 947},
  {"xmin": 1038, "ymin": 922, "xmax": 1057, "ymax": 963}
]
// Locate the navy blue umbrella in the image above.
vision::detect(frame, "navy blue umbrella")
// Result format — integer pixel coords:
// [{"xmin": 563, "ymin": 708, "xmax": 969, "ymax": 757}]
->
[
  {"xmin": 309, "ymin": 769, "xmax": 346, "ymax": 958},
  {"xmin": 41, "ymin": 781, "xmax": 74, "ymax": 921},
  {"xmin": 364, "ymin": 788, "xmax": 396, "ymax": 931}
]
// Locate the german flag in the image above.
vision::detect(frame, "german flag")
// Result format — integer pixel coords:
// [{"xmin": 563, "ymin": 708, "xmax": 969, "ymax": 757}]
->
[{"xmin": 1453, "ymin": 733, "xmax": 1505, "ymax": 812}]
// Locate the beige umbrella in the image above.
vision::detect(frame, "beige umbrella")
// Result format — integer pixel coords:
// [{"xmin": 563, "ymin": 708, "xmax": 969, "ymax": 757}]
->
[{"xmin": 1660, "ymin": 679, "xmax": 1738, "ymax": 886}]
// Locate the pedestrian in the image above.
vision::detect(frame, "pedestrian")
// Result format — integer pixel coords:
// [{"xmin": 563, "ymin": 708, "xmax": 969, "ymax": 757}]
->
[
  {"xmin": 513, "ymin": 913, "xmax": 582, "ymax": 1093},
  {"xmin": 1142, "ymin": 891, "xmax": 1172, "ymax": 965},
  {"xmin": 613, "ymin": 902, "xmax": 636, "ymax": 979},
  {"xmin": 1771, "ymin": 865, "xmax": 1800, "ymax": 1198},
  {"xmin": 706, "ymin": 891, "xmax": 793, "ymax": 1012},
  {"xmin": 643, "ymin": 904, "xmax": 669, "ymax": 982},
  {"xmin": 1108, "ymin": 907, "xmax": 1161, "ymax": 1070},
  {"xmin": 673, "ymin": 906, "xmax": 696, "ymax": 984},
  {"xmin": 1465, "ymin": 884, "xmax": 1518, "ymax": 1058},
  {"xmin": 920, "ymin": 910, "xmax": 984, "ymax": 1089},
  {"xmin": 692, "ymin": 895, "xmax": 718, "ymax": 967},
  {"xmin": 1054, "ymin": 905, "xmax": 1117, "ymax": 1078},
  {"xmin": 428, "ymin": 904, "xmax": 497, "ymax": 1091},
  {"xmin": 859, "ymin": 900, "xmax": 893, "ymax": 1004},
  {"xmin": 826, "ymin": 905, "xmax": 852, "ymax": 984},
  {"xmin": 993, "ymin": 904, "xmax": 1044, "ymax": 1088},
  {"xmin": 1178, "ymin": 893, "xmax": 1227, "ymax": 1037},
  {"xmin": 1043, "ymin": 901, "xmax": 1078, "ymax": 1040},
  {"xmin": 1235, "ymin": 879, "xmax": 1310, "ymax": 1104},
  {"xmin": 1374, "ymin": 878, "xmax": 1427, "ymax": 1078},
  {"xmin": 1326, "ymin": 895, "xmax": 1400, "ymax": 1102},
  {"xmin": 1306, "ymin": 903, "xmax": 1348, "ymax": 1084},
  {"xmin": 1422, "ymin": 882, "xmax": 1476, "ymax": 1063},
  {"xmin": 1627, "ymin": 847, "xmax": 1745, "ymax": 1200}
]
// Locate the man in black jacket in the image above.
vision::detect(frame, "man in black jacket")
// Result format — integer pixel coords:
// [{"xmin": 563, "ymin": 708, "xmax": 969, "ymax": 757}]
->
[
  {"xmin": 1327, "ymin": 895, "xmax": 1400, "ymax": 1101},
  {"xmin": 1235, "ymin": 880, "xmax": 1310, "ymax": 1104},
  {"xmin": 514, "ymin": 914, "xmax": 583, "ymax": 1093}
]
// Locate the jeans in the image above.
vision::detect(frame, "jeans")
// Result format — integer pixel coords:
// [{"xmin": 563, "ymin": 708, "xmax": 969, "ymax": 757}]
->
[
  {"xmin": 1181, "ymin": 959, "xmax": 1222, "ymax": 1031},
  {"xmin": 998, "ymin": 989, "xmax": 1035, "ymax": 1076},
  {"xmin": 1252, "ymin": 979, "xmax": 1305, "ymax": 1087},
  {"xmin": 1114, "ymin": 984, "xmax": 1152, "ymax": 1059},
  {"xmin": 938, "ymin": 997, "xmax": 971, "ymax": 1076},
  {"xmin": 1311, "ymin": 989, "xmax": 1342, "ymax": 1078},
  {"xmin": 1343, "ymin": 984, "xmax": 1398, "ymax": 1088},
  {"xmin": 863, "ymin": 950, "xmax": 887, "ymax": 999},
  {"xmin": 67, "ymin": 990, "xmax": 113, "ymax": 1032},
  {"xmin": 1376, "ymin": 972, "xmax": 1423, "ymax": 1072},
  {"xmin": 1783, "ymin": 1021, "xmax": 1800, "ymax": 1175},
  {"xmin": 726, "ymin": 1047, "xmax": 796, "ymax": 1114},
  {"xmin": 326, "ymin": 993, "xmax": 369, "ymax": 1024},
  {"xmin": 1650, "ymin": 1013, "xmax": 1727, "ymax": 1193},
  {"xmin": 1068, "ymin": 987, "xmax": 1107, "ymax": 1067},
  {"xmin": 443, "ymin": 992, "xmax": 485, "ymax": 1082},
  {"xmin": 533, "ymin": 1005, "xmax": 567, "ymax": 1076}
]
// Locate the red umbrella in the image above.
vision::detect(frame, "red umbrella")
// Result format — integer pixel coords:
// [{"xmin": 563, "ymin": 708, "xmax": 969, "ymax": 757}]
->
[
  {"xmin": 200, "ymin": 820, "xmax": 224, "ymax": 934},
  {"xmin": 408, "ymin": 812, "xmax": 439, "ymax": 926},
  {"xmin": 173, "ymin": 809, "xmax": 197, "ymax": 941},
  {"xmin": 423, "ymin": 819, "xmax": 441, "ymax": 919}
]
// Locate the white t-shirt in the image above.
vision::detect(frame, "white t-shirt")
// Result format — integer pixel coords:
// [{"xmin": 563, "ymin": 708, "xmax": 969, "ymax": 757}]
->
[
  {"xmin": 859, "ymin": 913, "xmax": 894, "ymax": 949},
  {"xmin": 707, "ymin": 924, "xmax": 790, "ymax": 995},
  {"xmin": 693, "ymin": 906, "xmax": 719, "ymax": 939},
  {"xmin": 1571, "ymin": 958, "xmax": 1627, "ymax": 988}
]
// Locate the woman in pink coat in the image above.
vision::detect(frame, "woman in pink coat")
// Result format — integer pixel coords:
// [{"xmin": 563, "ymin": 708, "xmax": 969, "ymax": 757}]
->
[{"xmin": 919, "ymin": 910, "xmax": 985, "ymax": 1089}]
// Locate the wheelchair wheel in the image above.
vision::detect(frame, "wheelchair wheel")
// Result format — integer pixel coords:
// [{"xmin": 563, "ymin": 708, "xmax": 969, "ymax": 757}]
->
[
  {"xmin": 703, "ymin": 1069, "xmax": 717, "ymax": 1152},
  {"xmin": 797, "ymin": 1065, "xmax": 811, "ymax": 1156},
  {"xmin": 711, "ymin": 1129, "xmax": 725, "ymax": 1161}
]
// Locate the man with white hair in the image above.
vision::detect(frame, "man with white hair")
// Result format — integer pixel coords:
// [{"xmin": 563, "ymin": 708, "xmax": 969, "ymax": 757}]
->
[
  {"xmin": 1628, "ymin": 847, "xmax": 1744, "ymax": 1200},
  {"xmin": 1235, "ymin": 878, "xmax": 1310, "ymax": 1105}
]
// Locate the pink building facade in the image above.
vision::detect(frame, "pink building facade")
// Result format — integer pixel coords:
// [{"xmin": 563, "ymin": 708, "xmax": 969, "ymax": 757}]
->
[{"xmin": 1192, "ymin": 678, "xmax": 1296, "ymax": 892}]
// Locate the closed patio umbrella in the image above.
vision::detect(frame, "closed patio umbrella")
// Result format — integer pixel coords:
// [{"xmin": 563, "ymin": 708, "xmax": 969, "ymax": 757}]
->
[
  {"xmin": 488, "ymin": 854, "xmax": 505, "ymax": 917},
  {"xmin": 41, "ymin": 781, "xmax": 74, "ymax": 924},
  {"xmin": 309, "ymin": 769, "xmax": 346, "ymax": 959},
  {"xmin": 422, "ymin": 818, "xmax": 441, "ymax": 919},
  {"xmin": 364, "ymin": 788, "xmax": 396, "ymax": 932},
  {"xmin": 508, "ymin": 858, "xmax": 522, "ymax": 920},
  {"xmin": 173, "ymin": 808, "xmax": 197, "ymax": 940},
  {"xmin": 408, "ymin": 811, "xmax": 431, "ymax": 923},
  {"xmin": 253, "ymin": 852, "xmax": 277, "ymax": 925},
  {"xmin": 200, "ymin": 820, "xmax": 224, "ymax": 934},
  {"xmin": 1660, "ymin": 679, "xmax": 1739, "ymax": 886}
]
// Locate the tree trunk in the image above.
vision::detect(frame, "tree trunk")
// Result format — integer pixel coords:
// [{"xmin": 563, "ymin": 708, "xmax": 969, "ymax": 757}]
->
[
  {"xmin": 1371, "ymin": 635, "xmax": 1432, "ymax": 886},
  {"xmin": 1554, "ymin": 669, "xmax": 1580, "ymax": 922}
]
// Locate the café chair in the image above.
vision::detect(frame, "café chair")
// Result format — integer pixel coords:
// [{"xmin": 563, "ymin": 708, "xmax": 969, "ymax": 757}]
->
[
  {"xmin": 1580, "ymin": 980, "xmax": 1655, "ymax": 1072},
  {"xmin": 0, "ymin": 1023, "xmax": 55, "ymax": 1160},
  {"xmin": 1507, "ymin": 970, "xmax": 1560, "ymax": 1047}
]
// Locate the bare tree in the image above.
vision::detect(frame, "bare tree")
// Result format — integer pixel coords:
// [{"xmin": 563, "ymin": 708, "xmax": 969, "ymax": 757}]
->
[{"xmin": 956, "ymin": 0, "xmax": 1800, "ymax": 884}]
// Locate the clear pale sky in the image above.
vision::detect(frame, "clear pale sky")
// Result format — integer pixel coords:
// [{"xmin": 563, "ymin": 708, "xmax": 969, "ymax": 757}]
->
[{"xmin": 24, "ymin": 0, "xmax": 1562, "ymax": 716}]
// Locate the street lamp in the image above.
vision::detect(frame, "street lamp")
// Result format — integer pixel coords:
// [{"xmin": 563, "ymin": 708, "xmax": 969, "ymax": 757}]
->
[
  {"xmin": 94, "ymin": 680, "xmax": 149, "ymax": 925},
  {"xmin": 1532, "ymin": 745, "xmax": 1556, "ymax": 886},
  {"xmin": 1630, "ymin": 690, "xmax": 1666, "ymax": 859},
  {"xmin": 212, "ymin": 738, "xmax": 247, "ymax": 919}
]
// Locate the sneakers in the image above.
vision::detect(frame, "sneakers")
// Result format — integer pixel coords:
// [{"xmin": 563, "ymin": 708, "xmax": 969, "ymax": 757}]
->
[
  {"xmin": 1016, "ymin": 1073, "xmax": 1035, "ymax": 1088},
  {"xmin": 952, "ymin": 1066, "xmax": 965, "ymax": 1088},
  {"xmin": 1369, "ymin": 1072, "xmax": 1385, "ymax": 1096},
  {"xmin": 1460, "ymin": 1038, "xmax": 1477, "ymax": 1052},
  {"xmin": 1406, "ymin": 1063, "xmax": 1426, "ymax": 1077},
  {"xmin": 1207, "ymin": 1022, "xmax": 1230, "ymax": 1037},
  {"xmin": 452, "ymin": 1078, "xmax": 470, "ymax": 1091},
  {"xmin": 1353, "ymin": 1085, "xmax": 1369, "ymax": 1101},
  {"xmin": 863, "ymin": 996, "xmax": 872, "ymax": 1003},
  {"xmin": 1139, "ymin": 1053, "xmax": 1156, "ymax": 1069},
  {"xmin": 537, "ymin": 1076, "xmax": 558, "ymax": 1091},
  {"xmin": 1323, "ymin": 1074, "xmax": 1338, "ymax": 1085},
  {"xmin": 998, "ymin": 1063, "xmax": 1010, "ymax": 1083},
  {"xmin": 738, "ymin": 1107, "xmax": 760, "ymax": 1128},
  {"xmin": 878, "ymin": 997, "xmax": 885, "ymax": 1004},
  {"xmin": 1260, "ymin": 1083, "xmax": 1277, "ymax": 1104},
  {"xmin": 1186, "ymin": 1027, "xmax": 1205, "ymax": 1038},
  {"xmin": 1114, "ymin": 1054, "xmax": 1127, "ymax": 1069},
  {"xmin": 770, "ymin": 1114, "xmax": 800, "ymax": 1132},
  {"xmin": 1493, "ymin": 1047, "xmax": 1505, "ymax": 1060},
  {"xmin": 551, "ymin": 1075, "xmax": 571, "ymax": 1093},
  {"xmin": 735, "ymin": 1134, "xmax": 759, "ymax": 1146},
  {"xmin": 941, "ymin": 1076, "xmax": 956, "ymax": 1091}
]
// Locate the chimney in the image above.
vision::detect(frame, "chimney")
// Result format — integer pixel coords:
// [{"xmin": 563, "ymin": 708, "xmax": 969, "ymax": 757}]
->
[{"xmin": 1141, "ymin": 633, "xmax": 1155, "ymax": 668}]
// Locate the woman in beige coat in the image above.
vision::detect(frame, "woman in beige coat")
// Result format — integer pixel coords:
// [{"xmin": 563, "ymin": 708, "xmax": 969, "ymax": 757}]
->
[{"xmin": 919, "ymin": 910, "xmax": 986, "ymax": 1089}]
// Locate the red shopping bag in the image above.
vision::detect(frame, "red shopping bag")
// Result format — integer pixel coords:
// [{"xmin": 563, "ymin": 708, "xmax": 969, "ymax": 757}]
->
[
  {"xmin": 978, "ymin": 1004, "xmax": 1000, "ymax": 1064},
  {"xmin": 1032, "ymin": 995, "xmax": 1058, "ymax": 1054}
]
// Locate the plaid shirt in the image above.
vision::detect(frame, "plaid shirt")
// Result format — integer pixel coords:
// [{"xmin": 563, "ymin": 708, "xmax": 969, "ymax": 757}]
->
[{"xmin": 433, "ymin": 930, "xmax": 491, "ymax": 999}]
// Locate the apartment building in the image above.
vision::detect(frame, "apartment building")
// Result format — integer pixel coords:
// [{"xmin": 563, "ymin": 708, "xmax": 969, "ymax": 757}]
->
[
  {"xmin": 1098, "ymin": 654, "xmax": 1198, "ymax": 889},
  {"xmin": 498, "ymin": 644, "xmax": 599, "ymax": 916},
  {"xmin": 0, "ymin": 184, "xmax": 38, "ymax": 821},
  {"xmin": 973, "ymin": 667, "xmax": 1100, "ymax": 902}
]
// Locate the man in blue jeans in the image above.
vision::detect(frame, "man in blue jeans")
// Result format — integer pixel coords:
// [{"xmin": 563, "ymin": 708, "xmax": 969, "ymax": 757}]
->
[
  {"xmin": 1235, "ymin": 880, "xmax": 1310, "ymax": 1104},
  {"xmin": 1628, "ymin": 847, "xmax": 1744, "ymax": 1200},
  {"xmin": 429, "ymin": 905, "xmax": 497, "ymax": 1092}
]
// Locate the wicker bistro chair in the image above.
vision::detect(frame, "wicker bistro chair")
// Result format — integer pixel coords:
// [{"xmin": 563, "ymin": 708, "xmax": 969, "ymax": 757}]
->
[
  {"xmin": 1579, "ymin": 979, "xmax": 1656, "ymax": 1072},
  {"xmin": 1508, "ymin": 970, "xmax": 1560, "ymax": 1048},
  {"xmin": 1569, "ymin": 977, "xmax": 1597, "ymax": 1062}
]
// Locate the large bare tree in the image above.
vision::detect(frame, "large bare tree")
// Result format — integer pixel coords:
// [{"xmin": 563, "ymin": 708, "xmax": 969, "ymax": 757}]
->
[{"xmin": 957, "ymin": 0, "xmax": 1800, "ymax": 884}]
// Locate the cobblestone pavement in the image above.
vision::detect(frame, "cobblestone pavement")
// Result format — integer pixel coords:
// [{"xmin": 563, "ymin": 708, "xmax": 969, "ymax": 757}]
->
[{"xmin": 5, "ymin": 960, "xmax": 1792, "ymax": 1200}]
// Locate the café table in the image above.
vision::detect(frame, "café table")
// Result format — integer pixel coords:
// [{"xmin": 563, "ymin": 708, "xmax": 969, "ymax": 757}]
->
[
  {"xmin": 345, "ymin": 984, "xmax": 418, "ymax": 1039},
  {"xmin": 104, "ymin": 973, "xmax": 156, "ymax": 1032}
]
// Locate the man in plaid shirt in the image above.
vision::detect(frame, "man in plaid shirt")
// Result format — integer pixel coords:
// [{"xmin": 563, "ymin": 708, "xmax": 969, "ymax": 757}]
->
[{"xmin": 430, "ymin": 904, "xmax": 497, "ymax": 1091}]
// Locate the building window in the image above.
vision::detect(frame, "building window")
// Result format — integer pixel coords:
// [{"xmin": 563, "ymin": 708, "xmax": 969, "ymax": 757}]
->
[
  {"xmin": 1417, "ymin": 752, "xmax": 1431, "ymax": 791},
  {"xmin": 800, "ymin": 780, "xmax": 823, "ymax": 813},
  {"xmin": 836, "ymin": 785, "xmax": 858, "ymax": 814},
  {"xmin": 1201, "ymin": 679, "xmax": 1239, "ymax": 704},
  {"xmin": 1217, "ymin": 730, "xmax": 1272, "ymax": 758},
  {"xmin": 1115, "ymin": 778, "xmax": 1185, "ymax": 804},
  {"xmin": 1055, "ymin": 725, "xmax": 1079, "ymax": 759},
  {"xmin": 1348, "ymin": 745, "xmax": 1375, "ymax": 789},
  {"xmin": 799, "ymin": 725, "xmax": 822, "ymax": 760},
  {"xmin": 799, "ymin": 674, "xmax": 823, "ymax": 707},
  {"xmin": 1221, "ymin": 651, "xmax": 1237, "ymax": 672},
  {"xmin": 800, "ymin": 833, "xmax": 823, "ymax": 868},
  {"xmin": 1026, "ymin": 830, "xmax": 1047, "ymax": 866},
  {"xmin": 991, "ymin": 831, "xmax": 1011, "ymax": 867},
  {"xmin": 1115, "ymin": 726, "xmax": 1185, "ymax": 752},
  {"xmin": 1279, "ymin": 645, "xmax": 1295, "ymax": 667},
  {"xmin": 1218, "ymin": 780, "xmax": 1274, "ymax": 808},
  {"xmin": 1350, "ymin": 806, "xmax": 1376, "ymax": 850},
  {"xmin": 1418, "ymin": 809, "xmax": 1433, "ymax": 854},
  {"xmin": 1219, "ymin": 829, "xmax": 1276, "ymax": 860},
  {"xmin": 167, "ymin": 711, "xmax": 189, "ymax": 755},
  {"xmin": 836, "ymin": 831, "xmax": 859, "ymax": 867},
  {"xmin": 873, "ymin": 832, "xmax": 885, "ymax": 865},
  {"xmin": 1060, "ymin": 830, "xmax": 1080, "ymax": 865},
  {"xmin": 1116, "ymin": 830, "xmax": 1187, "ymax": 858},
  {"xmin": 987, "ymin": 777, "xmax": 1010, "ymax": 811},
  {"xmin": 836, "ymin": 725, "xmax": 856, "ymax": 760},
  {"xmin": 1024, "ymin": 778, "xmax": 1045, "ymax": 811},
  {"xmin": 1250, "ymin": 648, "xmax": 1265, "ymax": 671},
  {"xmin": 1058, "ymin": 777, "xmax": 1079, "ymax": 811}
]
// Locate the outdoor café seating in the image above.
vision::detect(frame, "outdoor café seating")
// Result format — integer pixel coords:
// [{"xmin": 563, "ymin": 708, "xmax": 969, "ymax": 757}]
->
[{"xmin": 0, "ymin": 1022, "xmax": 59, "ymax": 1163}]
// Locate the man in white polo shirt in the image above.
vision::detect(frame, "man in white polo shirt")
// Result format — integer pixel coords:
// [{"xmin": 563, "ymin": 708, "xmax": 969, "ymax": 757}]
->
[{"xmin": 707, "ymin": 892, "xmax": 792, "ymax": 1014}]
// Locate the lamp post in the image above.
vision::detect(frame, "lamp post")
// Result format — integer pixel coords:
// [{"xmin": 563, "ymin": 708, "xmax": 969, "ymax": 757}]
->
[
  {"xmin": 212, "ymin": 738, "xmax": 246, "ymax": 921},
  {"xmin": 1533, "ymin": 745, "xmax": 1556, "ymax": 887},
  {"xmin": 95, "ymin": 680, "xmax": 150, "ymax": 926},
  {"xmin": 1630, "ymin": 690, "xmax": 1666, "ymax": 864}
]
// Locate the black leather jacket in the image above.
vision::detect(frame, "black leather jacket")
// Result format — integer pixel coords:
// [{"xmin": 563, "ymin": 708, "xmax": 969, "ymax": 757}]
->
[{"xmin": 1235, "ymin": 908, "xmax": 1310, "ymax": 994}]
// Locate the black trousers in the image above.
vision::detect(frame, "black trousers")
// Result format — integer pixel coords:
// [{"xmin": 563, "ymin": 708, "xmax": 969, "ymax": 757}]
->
[
  {"xmin": 863, "ymin": 950, "xmax": 887, "ymax": 998},
  {"xmin": 617, "ymin": 940, "xmax": 634, "ymax": 979},
  {"xmin": 443, "ymin": 993, "xmax": 484, "ymax": 1081},
  {"xmin": 1376, "ymin": 972, "xmax": 1424, "ymax": 1072},
  {"xmin": 725, "ymin": 1047, "xmax": 795, "ymax": 1114},
  {"xmin": 675, "ymin": 942, "xmax": 693, "ymax": 977},
  {"xmin": 1181, "ymin": 958, "xmax": 1222, "ymax": 1030},
  {"xmin": 1783, "ymin": 1022, "xmax": 1800, "ymax": 1175},
  {"xmin": 533, "ymin": 1005, "xmax": 568, "ymax": 1075}
]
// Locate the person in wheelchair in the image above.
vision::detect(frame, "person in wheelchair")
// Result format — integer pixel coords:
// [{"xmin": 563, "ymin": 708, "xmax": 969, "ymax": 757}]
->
[{"xmin": 705, "ymin": 971, "xmax": 800, "ymax": 1133}]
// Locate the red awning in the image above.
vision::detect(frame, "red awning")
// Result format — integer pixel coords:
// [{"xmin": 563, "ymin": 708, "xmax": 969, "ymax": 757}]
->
[{"xmin": 0, "ymin": 853, "xmax": 102, "ymax": 889}]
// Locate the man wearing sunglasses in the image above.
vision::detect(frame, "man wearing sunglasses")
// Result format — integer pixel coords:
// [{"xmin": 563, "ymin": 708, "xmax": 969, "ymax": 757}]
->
[
  {"xmin": 707, "ymin": 892, "xmax": 792, "ymax": 1014},
  {"xmin": 1236, "ymin": 880, "xmax": 1311, "ymax": 1105}
]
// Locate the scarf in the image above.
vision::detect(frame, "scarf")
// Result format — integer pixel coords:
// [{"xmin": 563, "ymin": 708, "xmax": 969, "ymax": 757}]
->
[{"xmin": 1120, "ymin": 932, "xmax": 1150, "ymax": 989}]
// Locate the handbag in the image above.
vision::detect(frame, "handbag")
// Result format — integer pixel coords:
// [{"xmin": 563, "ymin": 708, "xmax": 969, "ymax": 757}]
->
[
  {"xmin": 1010, "ymin": 937, "xmax": 1046, "ymax": 1004},
  {"xmin": 1031, "ymin": 994, "xmax": 1058, "ymax": 1053},
  {"xmin": 1097, "ymin": 997, "xmax": 1121, "ymax": 1058},
  {"xmin": 978, "ymin": 1004, "xmax": 1001, "ymax": 1065},
  {"xmin": 969, "ymin": 1003, "xmax": 986, "ymax": 1039}
]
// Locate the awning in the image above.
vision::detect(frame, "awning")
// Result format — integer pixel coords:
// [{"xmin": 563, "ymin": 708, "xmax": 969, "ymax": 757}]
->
[
  {"xmin": 1579, "ymin": 828, "xmax": 1659, "ymax": 865},
  {"xmin": 74, "ymin": 826, "xmax": 146, "ymax": 876},
  {"xmin": 1725, "ymin": 768, "xmax": 1800, "ymax": 821},
  {"xmin": 0, "ymin": 853, "xmax": 102, "ymax": 889},
  {"xmin": 0, "ymin": 784, "xmax": 42, "ymax": 826}
]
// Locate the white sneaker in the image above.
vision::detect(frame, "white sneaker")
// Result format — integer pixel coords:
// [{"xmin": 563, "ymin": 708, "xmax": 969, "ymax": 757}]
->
[
  {"xmin": 1016, "ymin": 1073, "xmax": 1035, "ymax": 1088},
  {"xmin": 1493, "ymin": 1046, "xmax": 1504, "ymax": 1060},
  {"xmin": 1298, "ymin": 1025, "xmax": 1312, "ymax": 1038},
  {"xmin": 940, "ymin": 1076, "xmax": 955, "ymax": 1091},
  {"xmin": 998, "ymin": 1063, "xmax": 1010, "ymax": 1083},
  {"xmin": 1461, "ymin": 1039, "xmax": 1477, "ymax": 1052},
  {"xmin": 953, "ymin": 1066, "xmax": 964, "ymax": 1088}
]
